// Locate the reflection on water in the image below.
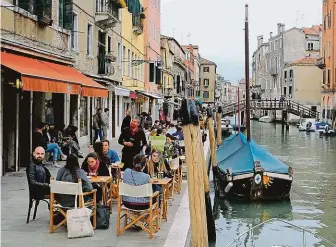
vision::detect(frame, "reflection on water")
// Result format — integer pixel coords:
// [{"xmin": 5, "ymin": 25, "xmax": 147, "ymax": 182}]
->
[{"xmin": 213, "ymin": 121, "xmax": 336, "ymax": 246}]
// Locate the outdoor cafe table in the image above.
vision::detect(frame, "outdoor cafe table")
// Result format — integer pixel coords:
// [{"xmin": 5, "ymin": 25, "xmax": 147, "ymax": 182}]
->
[
  {"xmin": 152, "ymin": 178, "xmax": 173, "ymax": 221},
  {"xmin": 89, "ymin": 176, "xmax": 112, "ymax": 207}
]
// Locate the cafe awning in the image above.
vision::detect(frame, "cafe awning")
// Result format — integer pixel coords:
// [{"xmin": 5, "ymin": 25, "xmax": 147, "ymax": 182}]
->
[
  {"xmin": 137, "ymin": 91, "xmax": 163, "ymax": 99},
  {"xmin": 114, "ymin": 86, "xmax": 130, "ymax": 97},
  {"xmin": 0, "ymin": 52, "xmax": 108, "ymax": 98}
]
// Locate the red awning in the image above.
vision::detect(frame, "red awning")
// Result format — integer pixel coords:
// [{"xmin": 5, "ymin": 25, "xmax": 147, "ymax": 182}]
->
[
  {"xmin": 130, "ymin": 93, "xmax": 137, "ymax": 99},
  {"xmin": 0, "ymin": 52, "xmax": 108, "ymax": 98}
]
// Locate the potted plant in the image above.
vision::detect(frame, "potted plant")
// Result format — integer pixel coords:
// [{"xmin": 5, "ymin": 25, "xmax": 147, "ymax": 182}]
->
[{"xmin": 140, "ymin": 12, "xmax": 146, "ymax": 19}]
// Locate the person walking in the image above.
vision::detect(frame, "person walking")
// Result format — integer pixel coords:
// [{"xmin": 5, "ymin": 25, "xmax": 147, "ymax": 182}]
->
[
  {"xmin": 101, "ymin": 108, "xmax": 109, "ymax": 140},
  {"xmin": 121, "ymin": 109, "xmax": 131, "ymax": 131},
  {"xmin": 93, "ymin": 108, "xmax": 103, "ymax": 143}
]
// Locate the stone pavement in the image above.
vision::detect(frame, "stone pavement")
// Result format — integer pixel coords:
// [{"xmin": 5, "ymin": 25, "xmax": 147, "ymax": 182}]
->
[{"xmin": 1, "ymin": 138, "xmax": 189, "ymax": 247}]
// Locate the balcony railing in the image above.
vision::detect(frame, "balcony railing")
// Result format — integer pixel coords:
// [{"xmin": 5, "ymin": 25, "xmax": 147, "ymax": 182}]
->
[
  {"xmin": 133, "ymin": 16, "xmax": 144, "ymax": 35},
  {"xmin": 95, "ymin": 0, "xmax": 120, "ymax": 29},
  {"xmin": 270, "ymin": 67, "xmax": 278, "ymax": 76},
  {"xmin": 316, "ymin": 57, "xmax": 326, "ymax": 69}
]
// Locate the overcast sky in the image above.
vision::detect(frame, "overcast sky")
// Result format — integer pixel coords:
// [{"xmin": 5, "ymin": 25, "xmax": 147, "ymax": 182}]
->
[{"xmin": 161, "ymin": 0, "xmax": 322, "ymax": 83}]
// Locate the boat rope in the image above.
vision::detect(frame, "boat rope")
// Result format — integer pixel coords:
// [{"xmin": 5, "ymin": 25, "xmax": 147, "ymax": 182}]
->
[{"xmin": 226, "ymin": 218, "xmax": 336, "ymax": 247}]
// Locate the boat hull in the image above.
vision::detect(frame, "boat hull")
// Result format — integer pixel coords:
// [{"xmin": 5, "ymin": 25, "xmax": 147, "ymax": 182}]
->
[
  {"xmin": 214, "ymin": 167, "xmax": 292, "ymax": 201},
  {"xmin": 259, "ymin": 116, "xmax": 274, "ymax": 123}
]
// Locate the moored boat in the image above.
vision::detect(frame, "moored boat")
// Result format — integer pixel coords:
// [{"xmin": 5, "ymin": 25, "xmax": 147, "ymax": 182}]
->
[
  {"xmin": 259, "ymin": 115, "xmax": 274, "ymax": 123},
  {"xmin": 214, "ymin": 133, "xmax": 293, "ymax": 201}
]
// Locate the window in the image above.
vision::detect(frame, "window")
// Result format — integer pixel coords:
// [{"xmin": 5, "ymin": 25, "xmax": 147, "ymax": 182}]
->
[
  {"xmin": 131, "ymin": 52, "xmax": 134, "ymax": 78},
  {"xmin": 284, "ymin": 71, "xmax": 287, "ymax": 79},
  {"xmin": 274, "ymin": 40, "xmax": 277, "ymax": 50},
  {"xmin": 323, "ymin": 70, "xmax": 326, "ymax": 84},
  {"xmin": 128, "ymin": 49, "xmax": 131, "ymax": 76},
  {"xmin": 328, "ymin": 69, "xmax": 330, "ymax": 84},
  {"xmin": 80, "ymin": 97, "xmax": 88, "ymax": 136},
  {"xmin": 328, "ymin": 40, "xmax": 331, "ymax": 57},
  {"xmin": 328, "ymin": 11, "xmax": 332, "ymax": 28},
  {"xmin": 324, "ymin": 15, "xmax": 326, "ymax": 31},
  {"xmin": 289, "ymin": 86, "xmax": 292, "ymax": 95},
  {"xmin": 87, "ymin": 23, "xmax": 93, "ymax": 56},
  {"xmin": 122, "ymin": 46, "xmax": 126, "ymax": 75},
  {"xmin": 107, "ymin": 36, "xmax": 111, "ymax": 53},
  {"xmin": 323, "ymin": 44, "xmax": 326, "ymax": 58},
  {"xmin": 203, "ymin": 91, "xmax": 209, "ymax": 99},
  {"xmin": 284, "ymin": 87, "xmax": 287, "ymax": 96},
  {"xmin": 308, "ymin": 42, "xmax": 314, "ymax": 51},
  {"xmin": 289, "ymin": 69, "xmax": 293, "ymax": 78},
  {"xmin": 118, "ymin": 42, "xmax": 121, "ymax": 68},
  {"xmin": 204, "ymin": 79, "xmax": 209, "ymax": 87},
  {"xmin": 279, "ymin": 39, "xmax": 282, "ymax": 48},
  {"xmin": 203, "ymin": 67, "xmax": 209, "ymax": 72},
  {"xmin": 71, "ymin": 12, "xmax": 78, "ymax": 50}
]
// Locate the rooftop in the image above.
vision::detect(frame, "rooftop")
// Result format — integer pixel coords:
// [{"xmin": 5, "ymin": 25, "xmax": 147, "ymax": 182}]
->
[
  {"xmin": 290, "ymin": 56, "xmax": 318, "ymax": 66},
  {"xmin": 200, "ymin": 57, "xmax": 216, "ymax": 66}
]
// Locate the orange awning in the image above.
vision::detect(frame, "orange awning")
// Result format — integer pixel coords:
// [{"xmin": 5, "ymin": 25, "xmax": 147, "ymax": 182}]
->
[{"xmin": 0, "ymin": 52, "xmax": 108, "ymax": 98}]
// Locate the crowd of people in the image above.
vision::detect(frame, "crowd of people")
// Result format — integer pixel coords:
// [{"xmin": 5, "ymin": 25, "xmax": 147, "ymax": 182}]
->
[{"xmin": 28, "ymin": 110, "xmax": 185, "ymax": 213}]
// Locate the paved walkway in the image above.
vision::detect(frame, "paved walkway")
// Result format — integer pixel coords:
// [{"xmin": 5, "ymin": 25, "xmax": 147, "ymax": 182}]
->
[{"xmin": 1, "ymin": 138, "xmax": 190, "ymax": 247}]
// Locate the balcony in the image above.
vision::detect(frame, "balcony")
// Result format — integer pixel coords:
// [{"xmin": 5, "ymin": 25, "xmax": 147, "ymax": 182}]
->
[
  {"xmin": 133, "ymin": 16, "xmax": 144, "ymax": 35},
  {"xmin": 270, "ymin": 68, "xmax": 278, "ymax": 77},
  {"xmin": 316, "ymin": 57, "xmax": 326, "ymax": 69},
  {"xmin": 95, "ymin": 0, "xmax": 121, "ymax": 29}
]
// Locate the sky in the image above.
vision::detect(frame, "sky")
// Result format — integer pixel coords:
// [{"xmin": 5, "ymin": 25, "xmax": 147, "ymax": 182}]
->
[{"xmin": 161, "ymin": 0, "xmax": 322, "ymax": 83}]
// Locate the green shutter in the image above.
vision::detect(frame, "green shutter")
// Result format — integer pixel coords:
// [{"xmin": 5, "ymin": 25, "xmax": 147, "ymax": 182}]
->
[
  {"xmin": 19, "ymin": 0, "xmax": 36, "ymax": 14},
  {"xmin": 63, "ymin": 0, "xmax": 73, "ymax": 30},
  {"xmin": 59, "ymin": 0, "xmax": 64, "ymax": 27}
]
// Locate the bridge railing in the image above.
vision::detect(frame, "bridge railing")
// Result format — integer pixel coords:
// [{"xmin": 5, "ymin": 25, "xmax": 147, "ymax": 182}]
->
[{"xmin": 221, "ymin": 99, "xmax": 319, "ymax": 119}]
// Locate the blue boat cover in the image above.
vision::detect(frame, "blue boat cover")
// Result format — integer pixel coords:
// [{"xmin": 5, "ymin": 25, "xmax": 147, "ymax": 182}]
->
[{"xmin": 217, "ymin": 133, "xmax": 289, "ymax": 176}]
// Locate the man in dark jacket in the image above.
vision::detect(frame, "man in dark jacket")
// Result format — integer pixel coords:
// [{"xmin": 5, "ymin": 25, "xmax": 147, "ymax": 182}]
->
[
  {"xmin": 118, "ymin": 116, "xmax": 147, "ymax": 170},
  {"xmin": 26, "ymin": 146, "xmax": 51, "ymax": 199}
]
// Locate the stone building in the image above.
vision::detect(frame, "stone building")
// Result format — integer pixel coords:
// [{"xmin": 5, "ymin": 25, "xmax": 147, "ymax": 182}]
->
[
  {"xmin": 0, "ymin": 0, "xmax": 115, "ymax": 175},
  {"xmin": 318, "ymin": 0, "xmax": 336, "ymax": 126},
  {"xmin": 200, "ymin": 57, "xmax": 217, "ymax": 103}
]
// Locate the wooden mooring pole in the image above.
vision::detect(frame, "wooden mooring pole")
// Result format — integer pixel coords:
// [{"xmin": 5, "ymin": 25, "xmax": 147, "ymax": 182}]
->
[
  {"xmin": 216, "ymin": 106, "xmax": 223, "ymax": 146},
  {"xmin": 180, "ymin": 99, "xmax": 211, "ymax": 247}
]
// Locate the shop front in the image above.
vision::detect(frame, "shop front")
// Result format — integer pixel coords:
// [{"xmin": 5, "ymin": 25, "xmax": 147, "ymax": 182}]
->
[{"xmin": 0, "ymin": 51, "xmax": 108, "ymax": 175}]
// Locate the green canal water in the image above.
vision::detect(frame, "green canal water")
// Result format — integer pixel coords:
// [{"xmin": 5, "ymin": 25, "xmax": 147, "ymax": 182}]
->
[{"xmin": 212, "ymin": 121, "xmax": 336, "ymax": 247}]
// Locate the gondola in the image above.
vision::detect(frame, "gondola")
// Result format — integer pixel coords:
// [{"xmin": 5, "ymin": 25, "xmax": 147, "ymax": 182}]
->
[{"xmin": 214, "ymin": 133, "xmax": 293, "ymax": 201}]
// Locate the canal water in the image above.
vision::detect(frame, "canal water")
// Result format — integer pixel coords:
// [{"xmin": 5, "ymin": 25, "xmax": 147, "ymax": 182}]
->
[{"xmin": 212, "ymin": 121, "xmax": 336, "ymax": 247}]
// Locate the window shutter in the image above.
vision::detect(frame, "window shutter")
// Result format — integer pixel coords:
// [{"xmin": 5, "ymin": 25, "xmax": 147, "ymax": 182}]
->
[
  {"xmin": 149, "ymin": 63, "xmax": 155, "ymax": 82},
  {"xmin": 155, "ymin": 66, "xmax": 161, "ymax": 85},
  {"xmin": 59, "ymin": 0, "xmax": 64, "ymax": 27},
  {"xmin": 19, "ymin": 0, "xmax": 36, "ymax": 14},
  {"xmin": 63, "ymin": 0, "xmax": 73, "ymax": 30}
]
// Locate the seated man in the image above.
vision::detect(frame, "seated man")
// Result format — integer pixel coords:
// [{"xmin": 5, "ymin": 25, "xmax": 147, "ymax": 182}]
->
[
  {"xmin": 32, "ymin": 122, "xmax": 67, "ymax": 168},
  {"xmin": 26, "ymin": 147, "xmax": 51, "ymax": 199}
]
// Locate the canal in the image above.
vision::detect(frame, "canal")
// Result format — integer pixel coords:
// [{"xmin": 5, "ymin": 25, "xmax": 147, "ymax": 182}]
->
[{"xmin": 212, "ymin": 121, "xmax": 336, "ymax": 246}]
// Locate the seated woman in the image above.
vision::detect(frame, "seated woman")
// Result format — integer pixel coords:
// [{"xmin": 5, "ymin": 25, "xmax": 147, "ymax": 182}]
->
[
  {"xmin": 146, "ymin": 149, "xmax": 172, "ymax": 178},
  {"xmin": 123, "ymin": 154, "xmax": 159, "ymax": 210},
  {"xmin": 81, "ymin": 152, "xmax": 109, "ymax": 203},
  {"xmin": 56, "ymin": 154, "xmax": 93, "ymax": 207},
  {"xmin": 163, "ymin": 134, "xmax": 179, "ymax": 160}
]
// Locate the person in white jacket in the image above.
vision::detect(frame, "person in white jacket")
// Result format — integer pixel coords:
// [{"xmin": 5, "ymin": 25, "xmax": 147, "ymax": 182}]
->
[{"xmin": 101, "ymin": 108, "xmax": 109, "ymax": 140}]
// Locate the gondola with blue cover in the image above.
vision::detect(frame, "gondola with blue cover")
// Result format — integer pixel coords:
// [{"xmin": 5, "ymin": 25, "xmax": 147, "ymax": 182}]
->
[{"xmin": 214, "ymin": 133, "xmax": 293, "ymax": 201}]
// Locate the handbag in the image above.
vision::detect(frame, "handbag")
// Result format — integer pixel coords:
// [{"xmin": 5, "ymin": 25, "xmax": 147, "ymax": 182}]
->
[
  {"xmin": 111, "ymin": 183, "xmax": 119, "ymax": 199},
  {"xmin": 66, "ymin": 190, "xmax": 94, "ymax": 239}
]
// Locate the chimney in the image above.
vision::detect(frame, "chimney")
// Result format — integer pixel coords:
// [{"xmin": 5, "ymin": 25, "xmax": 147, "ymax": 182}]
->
[
  {"xmin": 277, "ymin": 23, "xmax": 282, "ymax": 35},
  {"xmin": 270, "ymin": 32, "xmax": 273, "ymax": 39},
  {"xmin": 278, "ymin": 23, "xmax": 285, "ymax": 34},
  {"xmin": 257, "ymin": 35, "xmax": 264, "ymax": 47}
]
